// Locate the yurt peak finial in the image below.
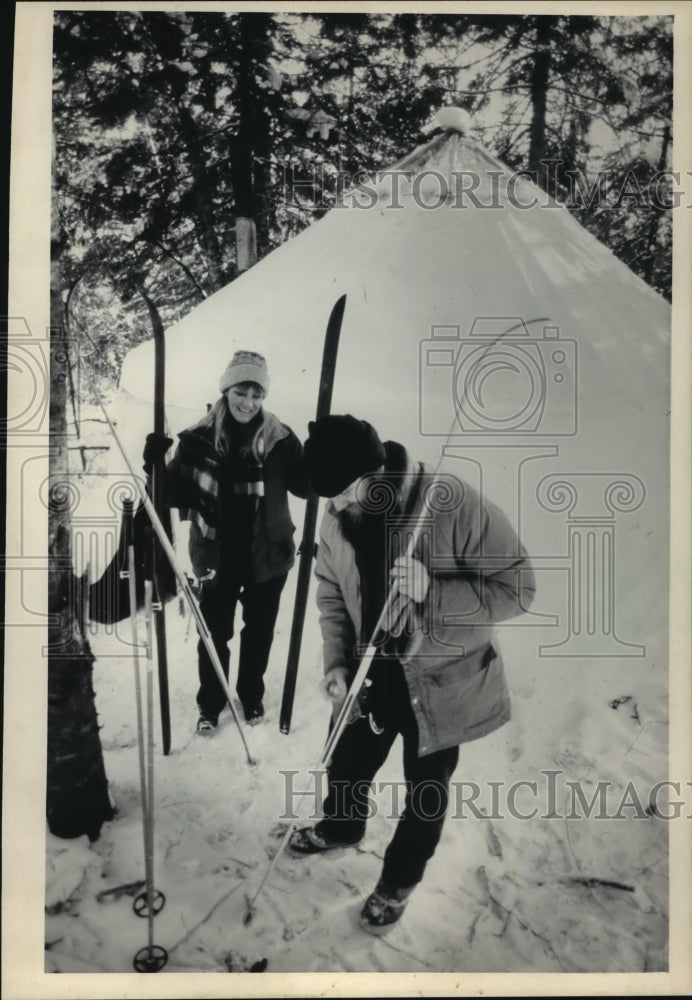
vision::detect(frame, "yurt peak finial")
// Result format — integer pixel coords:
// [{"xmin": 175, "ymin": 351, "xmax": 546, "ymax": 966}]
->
[{"xmin": 421, "ymin": 106, "xmax": 472, "ymax": 137}]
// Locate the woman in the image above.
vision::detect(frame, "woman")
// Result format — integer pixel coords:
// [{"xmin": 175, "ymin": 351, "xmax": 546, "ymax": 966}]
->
[{"xmin": 144, "ymin": 350, "xmax": 307, "ymax": 733}]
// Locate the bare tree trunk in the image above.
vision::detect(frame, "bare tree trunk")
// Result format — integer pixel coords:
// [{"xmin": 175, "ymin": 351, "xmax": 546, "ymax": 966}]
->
[
  {"xmin": 144, "ymin": 12, "xmax": 227, "ymax": 292},
  {"xmin": 175, "ymin": 100, "xmax": 227, "ymax": 290},
  {"xmin": 528, "ymin": 18, "xmax": 551, "ymax": 192},
  {"xmin": 643, "ymin": 122, "xmax": 671, "ymax": 287},
  {"xmin": 47, "ymin": 149, "xmax": 113, "ymax": 841},
  {"xmin": 230, "ymin": 13, "xmax": 273, "ymax": 271}
]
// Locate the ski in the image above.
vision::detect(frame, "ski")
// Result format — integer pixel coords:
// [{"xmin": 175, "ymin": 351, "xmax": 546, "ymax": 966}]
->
[
  {"xmin": 279, "ymin": 294, "xmax": 346, "ymax": 734},
  {"xmin": 142, "ymin": 294, "xmax": 172, "ymax": 756},
  {"xmin": 79, "ymin": 358, "xmax": 256, "ymax": 766}
]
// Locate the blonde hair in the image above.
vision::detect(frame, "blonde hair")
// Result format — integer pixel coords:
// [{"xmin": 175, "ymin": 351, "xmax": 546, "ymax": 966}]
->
[
  {"xmin": 190, "ymin": 396, "xmax": 231, "ymax": 457},
  {"xmin": 193, "ymin": 393, "xmax": 264, "ymax": 460}
]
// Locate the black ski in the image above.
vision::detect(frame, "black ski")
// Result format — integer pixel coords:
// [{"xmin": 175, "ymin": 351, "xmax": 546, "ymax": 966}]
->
[
  {"xmin": 80, "ymin": 361, "xmax": 256, "ymax": 766},
  {"xmin": 77, "ymin": 274, "xmax": 175, "ymax": 628},
  {"xmin": 142, "ymin": 294, "xmax": 172, "ymax": 756},
  {"xmin": 279, "ymin": 294, "xmax": 346, "ymax": 734}
]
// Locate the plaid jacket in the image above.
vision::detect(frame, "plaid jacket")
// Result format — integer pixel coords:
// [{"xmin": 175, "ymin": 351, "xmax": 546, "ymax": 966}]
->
[{"xmin": 166, "ymin": 410, "xmax": 308, "ymax": 583}]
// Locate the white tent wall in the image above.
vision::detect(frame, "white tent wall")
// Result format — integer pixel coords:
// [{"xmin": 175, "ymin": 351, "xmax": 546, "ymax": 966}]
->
[
  {"xmin": 117, "ymin": 130, "xmax": 670, "ymax": 757},
  {"xmin": 41, "ymin": 126, "xmax": 675, "ymax": 975}
]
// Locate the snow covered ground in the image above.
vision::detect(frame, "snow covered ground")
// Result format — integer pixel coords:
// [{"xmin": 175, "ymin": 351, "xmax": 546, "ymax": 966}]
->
[
  {"xmin": 44, "ymin": 439, "xmax": 673, "ymax": 979},
  {"xmin": 40, "ymin": 132, "xmax": 685, "ymax": 989}
]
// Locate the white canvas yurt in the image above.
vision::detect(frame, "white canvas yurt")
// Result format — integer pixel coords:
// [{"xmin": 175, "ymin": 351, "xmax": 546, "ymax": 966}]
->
[{"xmin": 118, "ymin": 115, "xmax": 670, "ymax": 729}]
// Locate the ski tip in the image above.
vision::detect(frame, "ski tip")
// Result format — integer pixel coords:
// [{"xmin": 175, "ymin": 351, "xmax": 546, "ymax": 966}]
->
[{"xmin": 243, "ymin": 907, "xmax": 254, "ymax": 926}]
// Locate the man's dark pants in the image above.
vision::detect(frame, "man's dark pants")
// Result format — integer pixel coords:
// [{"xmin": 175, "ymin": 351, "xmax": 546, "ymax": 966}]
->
[{"xmin": 316, "ymin": 657, "xmax": 460, "ymax": 890}]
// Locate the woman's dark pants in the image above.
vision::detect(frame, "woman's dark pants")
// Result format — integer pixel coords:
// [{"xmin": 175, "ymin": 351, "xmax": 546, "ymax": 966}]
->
[{"xmin": 196, "ymin": 571, "xmax": 287, "ymax": 717}]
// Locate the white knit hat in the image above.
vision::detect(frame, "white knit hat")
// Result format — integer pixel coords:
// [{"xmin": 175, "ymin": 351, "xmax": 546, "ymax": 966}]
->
[{"xmin": 219, "ymin": 350, "xmax": 270, "ymax": 393}]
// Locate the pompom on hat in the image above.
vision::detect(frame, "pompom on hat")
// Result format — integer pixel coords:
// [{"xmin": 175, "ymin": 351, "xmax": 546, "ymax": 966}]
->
[
  {"xmin": 220, "ymin": 350, "xmax": 270, "ymax": 394},
  {"xmin": 304, "ymin": 415, "xmax": 386, "ymax": 498}
]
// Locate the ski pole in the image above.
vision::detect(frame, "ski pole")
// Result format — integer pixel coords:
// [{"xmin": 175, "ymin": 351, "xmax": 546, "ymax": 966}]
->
[
  {"xmin": 243, "ymin": 477, "xmax": 435, "ymax": 925},
  {"xmin": 244, "ymin": 312, "xmax": 556, "ymax": 920},
  {"xmin": 132, "ymin": 581, "xmax": 168, "ymax": 970},
  {"xmin": 142, "ymin": 292, "xmax": 172, "ymax": 756},
  {"xmin": 144, "ymin": 581, "xmax": 156, "ymax": 948},
  {"xmin": 124, "ymin": 528, "xmax": 150, "ymax": 859},
  {"xmin": 124, "ymin": 539, "xmax": 167, "ymax": 971},
  {"xmin": 80, "ymin": 358, "xmax": 256, "ymax": 767}
]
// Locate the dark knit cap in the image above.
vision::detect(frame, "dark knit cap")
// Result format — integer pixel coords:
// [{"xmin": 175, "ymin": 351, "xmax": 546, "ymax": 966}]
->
[{"xmin": 304, "ymin": 415, "xmax": 386, "ymax": 497}]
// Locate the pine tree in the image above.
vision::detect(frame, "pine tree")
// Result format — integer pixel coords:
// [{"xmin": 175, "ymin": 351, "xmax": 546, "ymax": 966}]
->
[{"xmin": 578, "ymin": 16, "xmax": 673, "ymax": 299}]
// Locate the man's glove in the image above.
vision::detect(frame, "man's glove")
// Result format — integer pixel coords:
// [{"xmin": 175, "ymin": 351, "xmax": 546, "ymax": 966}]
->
[{"xmin": 142, "ymin": 432, "xmax": 173, "ymax": 474}]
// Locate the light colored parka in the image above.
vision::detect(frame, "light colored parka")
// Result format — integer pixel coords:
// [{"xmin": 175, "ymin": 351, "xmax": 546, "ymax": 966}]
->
[{"xmin": 314, "ymin": 446, "xmax": 535, "ymax": 756}]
